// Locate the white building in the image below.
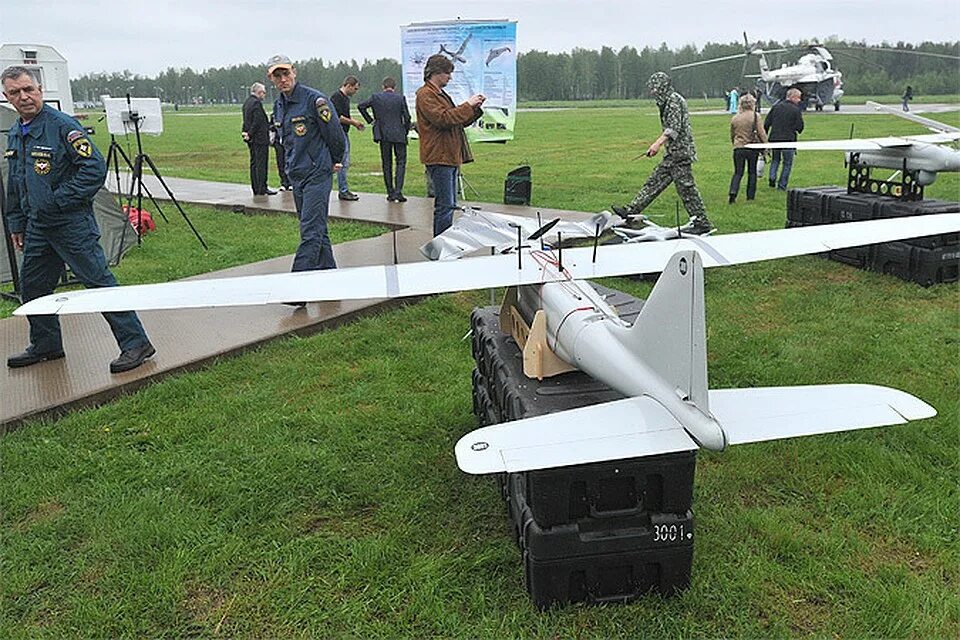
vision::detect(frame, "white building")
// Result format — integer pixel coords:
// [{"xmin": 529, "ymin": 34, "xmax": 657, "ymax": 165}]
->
[
  {"xmin": 0, "ymin": 43, "xmax": 74, "ymax": 114},
  {"xmin": 1, "ymin": 44, "xmax": 75, "ymax": 147}
]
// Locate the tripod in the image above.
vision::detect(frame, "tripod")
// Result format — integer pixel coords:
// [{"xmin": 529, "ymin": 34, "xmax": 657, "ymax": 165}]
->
[
  {"xmin": 105, "ymin": 134, "xmax": 169, "ymax": 260},
  {"xmin": 457, "ymin": 170, "xmax": 481, "ymax": 200},
  {"xmin": 121, "ymin": 94, "xmax": 208, "ymax": 249}
]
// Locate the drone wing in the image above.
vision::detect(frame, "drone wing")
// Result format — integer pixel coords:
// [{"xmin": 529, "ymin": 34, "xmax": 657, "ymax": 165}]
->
[
  {"xmin": 455, "ymin": 384, "xmax": 934, "ymax": 474},
  {"xmin": 866, "ymin": 100, "xmax": 960, "ymax": 134},
  {"xmin": 748, "ymin": 132, "xmax": 960, "ymax": 151},
  {"xmin": 15, "ymin": 214, "xmax": 960, "ymax": 316},
  {"xmin": 455, "ymin": 396, "xmax": 698, "ymax": 474}
]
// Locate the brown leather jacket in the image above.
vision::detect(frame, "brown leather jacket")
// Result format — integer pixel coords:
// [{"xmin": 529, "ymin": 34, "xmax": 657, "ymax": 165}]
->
[
  {"xmin": 415, "ymin": 82, "xmax": 482, "ymax": 166},
  {"xmin": 730, "ymin": 109, "xmax": 768, "ymax": 149}
]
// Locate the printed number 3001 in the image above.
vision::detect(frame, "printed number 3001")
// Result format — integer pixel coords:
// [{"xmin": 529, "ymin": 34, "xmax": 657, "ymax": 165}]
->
[{"xmin": 653, "ymin": 523, "xmax": 691, "ymax": 543}]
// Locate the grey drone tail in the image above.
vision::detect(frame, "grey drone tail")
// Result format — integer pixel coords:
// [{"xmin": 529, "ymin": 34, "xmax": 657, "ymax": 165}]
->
[{"xmin": 625, "ymin": 250, "xmax": 710, "ymax": 415}]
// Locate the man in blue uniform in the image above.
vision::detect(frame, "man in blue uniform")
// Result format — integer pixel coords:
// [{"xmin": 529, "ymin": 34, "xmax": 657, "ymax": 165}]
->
[
  {"xmin": 266, "ymin": 55, "xmax": 346, "ymax": 280},
  {"xmin": 2, "ymin": 66, "xmax": 154, "ymax": 373}
]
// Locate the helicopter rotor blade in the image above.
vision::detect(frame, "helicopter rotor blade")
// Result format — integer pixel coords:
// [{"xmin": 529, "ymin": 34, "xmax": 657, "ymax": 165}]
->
[
  {"xmin": 672, "ymin": 53, "xmax": 747, "ymax": 70},
  {"xmin": 832, "ymin": 46, "xmax": 960, "ymax": 61},
  {"xmin": 828, "ymin": 49, "xmax": 886, "ymax": 71}
]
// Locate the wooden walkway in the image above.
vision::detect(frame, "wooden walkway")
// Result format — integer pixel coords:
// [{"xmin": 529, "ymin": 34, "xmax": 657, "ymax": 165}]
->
[{"xmin": 0, "ymin": 178, "xmax": 588, "ymax": 430}]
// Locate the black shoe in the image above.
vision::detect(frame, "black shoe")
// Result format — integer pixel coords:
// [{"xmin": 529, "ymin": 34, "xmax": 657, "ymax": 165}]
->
[
  {"xmin": 283, "ymin": 301, "xmax": 307, "ymax": 308},
  {"xmin": 681, "ymin": 217, "xmax": 715, "ymax": 236},
  {"xmin": 387, "ymin": 194, "xmax": 397, "ymax": 202},
  {"xmin": 338, "ymin": 191, "xmax": 359, "ymax": 201},
  {"xmin": 265, "ymin": 189, "xmax": 278, "ymax": 195},
  {"xmin": 7, "ymin": 347, "xmax": 65, "ymax": 368},
  {"xmin": 109, "ymin": 342, "xmax": 156, "ymax": 374},
  {"xmin": 728, "ymin": 194, "xmax": 736, "ymax": 204},
  {"xmin": 610, "ymin": 205, "xmax": 634, "ymax": 220},
  {"xmin": 395, "ymin": 194, "xmax": 407, "ymax": 202},
  {"xmin": 768, "ymin": 180, "xmax": 776, "ymax": 188}
]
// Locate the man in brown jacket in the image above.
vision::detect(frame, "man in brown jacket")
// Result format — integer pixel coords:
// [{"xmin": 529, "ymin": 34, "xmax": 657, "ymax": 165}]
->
[{"xmin": 415, "ymin": 54, "xmax": 485, "ymax": 236}]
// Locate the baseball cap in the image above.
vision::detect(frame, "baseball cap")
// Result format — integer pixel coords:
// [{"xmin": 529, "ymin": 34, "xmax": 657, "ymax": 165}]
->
[{"xmin": 266, "ymin": 54, "xmax": 293, "ymax": 75}]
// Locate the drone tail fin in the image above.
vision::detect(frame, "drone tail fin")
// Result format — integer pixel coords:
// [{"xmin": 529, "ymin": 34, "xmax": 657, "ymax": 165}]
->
[{"xmin": 625, "ymin": 250, "xmax": 710, "ymax": 415}]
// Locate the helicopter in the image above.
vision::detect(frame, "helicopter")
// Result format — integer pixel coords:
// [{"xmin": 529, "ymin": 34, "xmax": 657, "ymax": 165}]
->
[
  {"xmin": 672, "ymin": 34, "xmax": 844, "ymax": 110},
  {"xmin": 672, "ymin": 34, "xmax": 959, "ymax": 112}
]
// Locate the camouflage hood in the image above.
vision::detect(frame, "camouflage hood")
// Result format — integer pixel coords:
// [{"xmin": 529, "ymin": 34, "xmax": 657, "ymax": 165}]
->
[{"xmin": 647, "ymin": 72, "xmax": 673, "ymax": 105}]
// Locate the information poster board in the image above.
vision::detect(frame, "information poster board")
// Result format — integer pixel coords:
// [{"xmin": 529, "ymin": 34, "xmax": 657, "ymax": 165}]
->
[{"xmin": 401, "ymin": 20, "xmax": 517, "ymax": 142}]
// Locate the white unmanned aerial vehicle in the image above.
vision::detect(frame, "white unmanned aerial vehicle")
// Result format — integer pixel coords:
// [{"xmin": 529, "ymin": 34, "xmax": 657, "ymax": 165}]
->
[
  {"xmin": 17, "ymin": 213, "xmax": 960, "ymax": 476},
  {"xmin": 749, "ymin": 101, "xmax": 960, "ymax": 189}
]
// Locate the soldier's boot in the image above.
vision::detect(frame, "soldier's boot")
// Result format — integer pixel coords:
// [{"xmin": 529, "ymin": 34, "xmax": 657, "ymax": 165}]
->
[
  {"xmin": 680, "ymin": 216, "xmax": 714, "ymax": 236},
  {"xmin": 610, "ymin": 205, "xmax": 636, "ymax": 221}
]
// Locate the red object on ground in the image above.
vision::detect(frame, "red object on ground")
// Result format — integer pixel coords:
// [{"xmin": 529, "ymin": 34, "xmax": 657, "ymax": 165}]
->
[{"xmin": 123, "ymin": 205, "xmax": 156, "ymax": 235}]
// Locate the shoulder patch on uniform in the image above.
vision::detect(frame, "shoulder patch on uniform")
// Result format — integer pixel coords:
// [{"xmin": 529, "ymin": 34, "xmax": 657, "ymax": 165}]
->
[
  {"xmin": 315, "ymin": 97, "xmax": 327, "ymax": 107},
  {"xmin": 71, "ymin": 137, "xmax": 93, "ymax": 158},
  {"xmin": 66, "ymin": 129, "xmax": 85, "ymax": 143}
]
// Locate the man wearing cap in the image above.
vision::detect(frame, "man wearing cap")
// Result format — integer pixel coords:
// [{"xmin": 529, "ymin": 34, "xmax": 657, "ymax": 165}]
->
[
  {"xmin": 612, "ymin": 72, "xmax": 713, "ymax": 235},
  {"xmin": 415, "ymin": 54, "xmax": 485, "ymax": 236},
  {"xmin": 3, "ymin": 65, "xmax": 155, "ymax": 373},
  {"xmin": 266, "ymin": 55, "xmax": 346, "ymax": 276}
]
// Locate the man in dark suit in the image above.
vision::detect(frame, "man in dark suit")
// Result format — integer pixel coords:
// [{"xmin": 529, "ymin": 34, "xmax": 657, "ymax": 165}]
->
[
  {"xmin": 358, "ymin": 77, "xmax": 412, "ymax": 202},
  {"xmin": 241, "ymin": 82, "xmax": 275, "ymax": 195}
]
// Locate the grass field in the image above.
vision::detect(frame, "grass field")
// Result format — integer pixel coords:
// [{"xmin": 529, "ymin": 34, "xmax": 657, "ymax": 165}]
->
[{"xmin": 1, "ymin": 100, "xmax": 959, "ymax": 638}]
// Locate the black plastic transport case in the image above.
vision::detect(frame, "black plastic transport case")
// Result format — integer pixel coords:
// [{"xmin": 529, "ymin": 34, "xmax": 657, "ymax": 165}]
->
[
  {"xmin": 786, "ymin": 186, "xmax": 959, "ymax": 286},
  {"xmin": 468, "ymin": 285, "xmax": 697, "ymax": 609}
]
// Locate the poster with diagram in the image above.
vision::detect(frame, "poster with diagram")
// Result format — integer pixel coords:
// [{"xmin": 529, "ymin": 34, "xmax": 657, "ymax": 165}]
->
[{"xmin": 401, "ymin": 20, "xmax": 517, "ymax": 142}]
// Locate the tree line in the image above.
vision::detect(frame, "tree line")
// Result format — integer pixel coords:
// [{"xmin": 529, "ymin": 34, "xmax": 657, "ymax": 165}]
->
[{"xmin": 69, "ymin": 39, "xmax": 958, "ymax": 106}]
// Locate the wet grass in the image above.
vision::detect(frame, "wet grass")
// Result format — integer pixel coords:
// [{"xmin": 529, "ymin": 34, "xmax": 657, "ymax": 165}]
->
[{"xmin": 1, "ymin": 102, "xmax": 958, "ymax": 638}]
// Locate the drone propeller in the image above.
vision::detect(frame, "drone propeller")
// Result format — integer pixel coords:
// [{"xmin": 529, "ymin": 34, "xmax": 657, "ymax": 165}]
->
[{"xmin": 527, "ymin": 217, "xmax": 562, "ymax": 241}]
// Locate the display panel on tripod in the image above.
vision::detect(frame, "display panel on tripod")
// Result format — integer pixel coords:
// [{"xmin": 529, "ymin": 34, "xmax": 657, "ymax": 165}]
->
[{"xmin": 103, "ymin": 97, "xmax": 163, "ymax": 136}]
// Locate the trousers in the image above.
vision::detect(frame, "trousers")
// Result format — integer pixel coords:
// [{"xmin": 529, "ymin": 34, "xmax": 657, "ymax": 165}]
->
[
  {"xmin": 21, "ymin": 216, "xmax": 149, "ymax": 353},
  {"xmin": 248, "ymin": 143, "xmax": 269, "ymax": 195},
  {"xmin": 769, "ymin": 149, "xmax": 796, "ymax": 190},
  {"xmin": 379, "ymin": 141, "xmax": 407, "ymax": 198},
  {"xmin": 336, "ymin": 135, "xmax": 351, "ymax": 194},
  {"xmin": 292, "ymin": 171, "xmax": 337, "ymax": 271},
  {"xmin": 629, "ymin": 158, "xmax": 707, "ymax": 219},
  {"xmin": 427, "ymin": 165, "xmax": 458, "ymax": 236},
  {"xmin": 729, "ymin": 148, "xmax": 760, "ymax": 200}
]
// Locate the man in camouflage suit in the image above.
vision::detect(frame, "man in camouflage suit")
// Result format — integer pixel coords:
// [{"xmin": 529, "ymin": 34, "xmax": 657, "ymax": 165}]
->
[{"xmin": 613, "ymin": 72, "xmax": 713, "ymax": 234}]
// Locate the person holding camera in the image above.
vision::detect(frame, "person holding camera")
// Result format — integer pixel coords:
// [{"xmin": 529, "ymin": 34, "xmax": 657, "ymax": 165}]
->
[{"xmin": 415, "ymin": 54, "xmax": 485, "ymax": 236}]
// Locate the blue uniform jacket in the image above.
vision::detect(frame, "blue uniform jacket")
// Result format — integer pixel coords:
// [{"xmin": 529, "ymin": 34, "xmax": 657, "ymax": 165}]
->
[
  {"xmin": 273, "ymin": 83, "xmax": 346, "ymax": 185},
  {"xmin": 4, "ymin": 104, "xmax": 107, "ymax": 233}
]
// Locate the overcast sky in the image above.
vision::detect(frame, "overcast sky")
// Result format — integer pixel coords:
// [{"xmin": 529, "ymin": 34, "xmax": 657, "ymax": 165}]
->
[{"xmin": 1, "ymin": 0, "xmax": 958, "ymax": 77}]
